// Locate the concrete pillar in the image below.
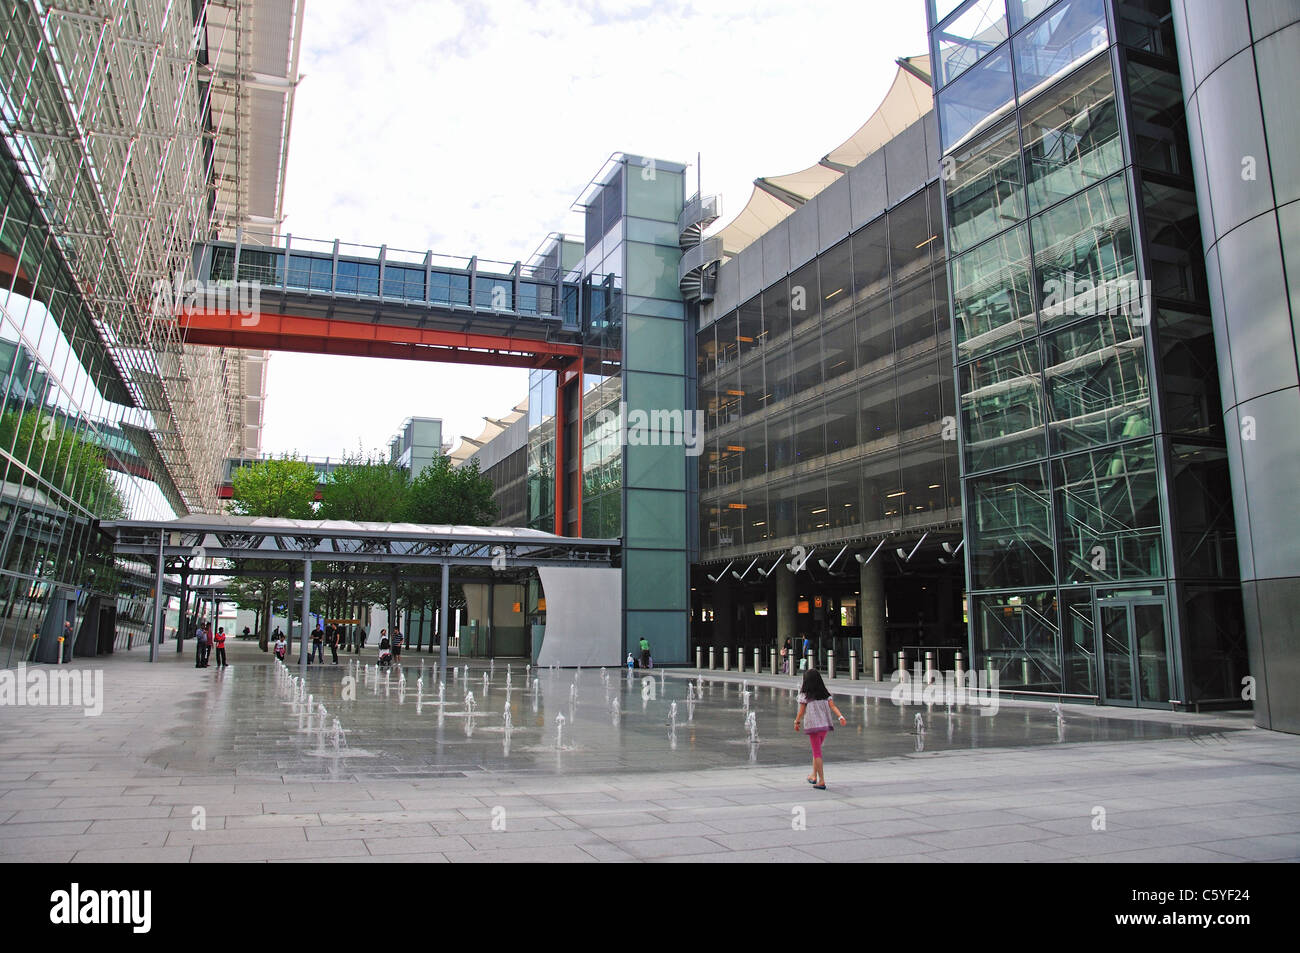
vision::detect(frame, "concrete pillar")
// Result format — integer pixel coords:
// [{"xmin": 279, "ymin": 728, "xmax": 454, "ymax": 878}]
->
[
  {"xmin": 859, "ymin": 555, "xmax": 885, "ymax": 669},
  {"xmin": 150, "ymin": 531, "xmax": 164, "ymax": 663},
  {"xmin": 776, "ymin": 567, "xmax": 797, "ymax": 659},
  {"xmin": 299, "ymin": 559, "xmax": 312, "ymax": 674},
  {"xmin": 439, "ymin": 562, "xmax": 450, "ymax": 677}
]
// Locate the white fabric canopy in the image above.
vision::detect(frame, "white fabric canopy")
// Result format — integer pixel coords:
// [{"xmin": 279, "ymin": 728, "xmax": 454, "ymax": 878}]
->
[{"xmin": 716, "ymin": 55, "xmax": 933, "ymax": 257}]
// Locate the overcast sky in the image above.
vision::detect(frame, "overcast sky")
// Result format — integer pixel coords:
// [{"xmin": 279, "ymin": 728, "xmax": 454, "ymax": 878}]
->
[{"xmin": 262, "ymin": 0, "xmax": 930, "ymax": 461}]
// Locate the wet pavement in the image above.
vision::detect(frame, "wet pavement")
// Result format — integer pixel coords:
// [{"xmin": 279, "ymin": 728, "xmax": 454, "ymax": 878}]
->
[
  {"xmin": 1, "ymin": 639, "xmax": 1297, "ymax": 862},
  {"xmin": 213, "ymin": 655, "xmax": 1240, "ymax": 780}
]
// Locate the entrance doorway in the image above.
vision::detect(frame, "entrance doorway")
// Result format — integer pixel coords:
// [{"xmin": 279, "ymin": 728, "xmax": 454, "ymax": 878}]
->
[{"xmin": 1097, "ymin": 598, "xmax": 1171, "ymax": 707}]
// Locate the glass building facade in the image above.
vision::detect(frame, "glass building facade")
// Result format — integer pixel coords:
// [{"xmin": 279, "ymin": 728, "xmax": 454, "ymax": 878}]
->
[
  {"xmin": 1, "ymin": 0, "xmax": 298, "ymax": 666},
  {"xmin": 929, "ymin": 0, "xmax": 1247, "ymax": 708}
]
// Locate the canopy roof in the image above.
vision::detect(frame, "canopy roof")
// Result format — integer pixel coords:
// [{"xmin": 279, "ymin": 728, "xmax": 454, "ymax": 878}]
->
[
  {"xmin": 99, "ymin": 514, "xmax": 618, "ymax": 568},
  {"xmin": 716, "ymin": 55, "xmax": 933, "ymax": 257}
]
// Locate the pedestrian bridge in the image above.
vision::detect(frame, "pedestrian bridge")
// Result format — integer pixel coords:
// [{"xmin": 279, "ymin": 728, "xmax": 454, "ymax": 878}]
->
[{"xmin": 180, "ymin": 234, "xmax": 620, "ymax": 370}]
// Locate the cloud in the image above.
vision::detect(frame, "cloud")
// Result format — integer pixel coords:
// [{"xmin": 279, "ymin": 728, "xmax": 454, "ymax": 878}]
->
[{"xmin": 265, "ymin": 0, "xmax": 928, "ymax": 459}]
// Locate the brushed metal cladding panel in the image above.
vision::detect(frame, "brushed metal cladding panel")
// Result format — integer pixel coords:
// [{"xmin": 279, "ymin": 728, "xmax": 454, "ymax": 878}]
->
[
  {"xmin": 788, "ymin": 200, "xmax": 820, "ymax": 271},
  {"xmin": 536, "ymin": 567, "xmax": 623, "ymax": 667},
  {"xmin": 817, "ymin": 174, "xmax": 852, "ymax": 255},
  {"xmin": 849, "ymin": 149, "xmax": 888, "ymax": 231},
  {"xmin": 762, "ymin": 220, "xmax": 791, "ymax": 282}
]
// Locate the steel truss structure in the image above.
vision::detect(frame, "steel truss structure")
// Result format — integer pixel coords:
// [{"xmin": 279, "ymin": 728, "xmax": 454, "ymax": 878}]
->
[
  {"xmin": 99, "ymin": 516, "xmax": 621, "ymax": 569},
  {"xmin": 0, "ymin": 0, "xmax": 302, "ymax": 514}
]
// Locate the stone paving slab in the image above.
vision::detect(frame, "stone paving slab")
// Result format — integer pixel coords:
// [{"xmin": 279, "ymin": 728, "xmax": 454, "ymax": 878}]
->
[{"xmin": 0, "ymin": 642, "xmax": 1297, "ymax": 863}]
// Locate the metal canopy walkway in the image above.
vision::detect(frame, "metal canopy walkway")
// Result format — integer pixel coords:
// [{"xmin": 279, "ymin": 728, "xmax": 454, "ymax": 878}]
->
[{"xmin": 183, "ymin": 233, "xmax": 610, "ymax": 369}]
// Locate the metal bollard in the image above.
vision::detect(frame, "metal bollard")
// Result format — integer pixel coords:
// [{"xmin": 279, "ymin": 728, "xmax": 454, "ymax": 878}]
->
[
  {"xmin": 1021, "ymin": 657, "xmax": 1030, "ymax": 685},
  {"xmin": 770, "ymin": 647, "xmax": 777, "ymax": 675},
  {"xmin": 849, "ymin": 650, "xmax": 858, "ymax": 681},
  {"xmin": 708, "ymin": 646, "xmax": 715, "ymax": 670},
  {"xmin": 723, "ymin": 646, "xmax": 731, "ymax": 671},
  {"xmin": 986, "ymin": 657, "xmax": 994, "ymax": 683},
  {"xmin": 873, "ymin": 649, "xmax": 881, "ymax": 682},
  {"xmin": 827, "ymin": 650, "xmax": 835, "ymax": 679},
  {"xmin": 955, "ymin": 651, "xmax": 963, "ymax": 677},
  {"xmin": 696, "ymin": 645, "xmax": 702, "ymax": 669},
  {"xmin": 924, "ymin": 651, "xmax": 934, "ymax": 676},
  {"xmin": 753, "ymin": 647, "xmax": 761, "ymax": 674},
  {"xmin": 897, "ymin": 651, "xmax": 906, "ymax": 676},
  {"xmin": 737, "ymin": 647, "xmax": 745, "ymax": 673}
]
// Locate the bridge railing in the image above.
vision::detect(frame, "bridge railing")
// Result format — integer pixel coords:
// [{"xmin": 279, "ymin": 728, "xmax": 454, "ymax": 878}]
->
[{"xmin": 196, "ymin": 232, "xmax": 599, "ymax": 326}]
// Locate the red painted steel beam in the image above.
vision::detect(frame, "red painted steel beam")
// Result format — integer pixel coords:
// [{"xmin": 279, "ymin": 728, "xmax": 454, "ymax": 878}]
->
[{"xmin": 177, "ymin": 310, "xmax": 582, "ymax": 369}]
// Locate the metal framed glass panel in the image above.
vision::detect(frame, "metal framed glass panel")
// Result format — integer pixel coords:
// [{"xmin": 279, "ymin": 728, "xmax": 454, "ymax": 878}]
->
[
  {"xmin": 1053, "ymin": 439, "xmax": 1163, "ymax": 584},
  {"xmin": 1021, "ymin": 56, "xmax": 1122, "ymax": 213},
  {"xmin": 1031, "ymin": 174, "xmax": 1136, "ymax": 330},
  {"xmin": 968, "ymin": 462, "xmax": 1056, "ymax": 589},
  {"xmin": 1012, "ymin": 0, "xmax": 1110, "ymax": 102},
  {"xmin": 939, "ymin": 47, "xmax": 1016, "ymax": 152},
  {"xmin": 936, "ymin": 0, "xmax": 1009, "ymax": 87},
  {"xmin": 951, "ymin": 225, "xmax": 1036, "ymax": 360},
  {"xmin": 1042, "ymin": 312, "xmax": 1151, "ymax": 454},
  {"xmin": 960, "ymin": 341, "xmax": 1045, "ymax": 472},
  {"xmin": 945, "ymin": 117, "xmax": 1026, "ymax": 255}
]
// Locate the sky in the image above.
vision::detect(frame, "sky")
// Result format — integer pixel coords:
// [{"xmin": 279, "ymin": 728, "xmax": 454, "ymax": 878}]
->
[{"xmin": 261, "ymin": 0, "xmax": 931, "ymax": 460}]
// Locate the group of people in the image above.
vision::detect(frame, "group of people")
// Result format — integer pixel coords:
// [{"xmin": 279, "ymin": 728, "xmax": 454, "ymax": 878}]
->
[
  {"xmin": 779, "ymin": 636, "xmax": 814, "ymax": 675},
  {"xmin": 308, "ymin": 623, "xmax": 359, "ymax": 664},
  {"xmin": 192, "ymin": 624, "xmax": 228, "ymax": 669},
  {"xmin": 375, "ymin": 628, "xmax": 402, "ymax": 668}
]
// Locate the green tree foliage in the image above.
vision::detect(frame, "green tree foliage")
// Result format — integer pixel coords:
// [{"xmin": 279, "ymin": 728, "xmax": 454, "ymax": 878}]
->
[
  {"xmin": 403, "ymin": 456, "xmax": 498, "ymax": 526},
  {"xmin": 226, "ymin": 455, "xmax": 318, "ymax": 650},
  {"xmin": 228, "ymin": 455, "xmax": 318, "ymax": 518},
  {"xmin": 0, "ymin": 409, "xmax": 128, "ymax": 518},
  {"xmin": 318, "ymin": 452, "xmax": 409, "ymax": 522}
]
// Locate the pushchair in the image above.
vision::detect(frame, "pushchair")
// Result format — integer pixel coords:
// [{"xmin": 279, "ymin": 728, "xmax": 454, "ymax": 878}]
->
[
  {"xmin": 377, "ymin": 636, "xmax": 393, "ymax": 669},
  {"xmin": 274, "ymin": 641, "xmax": 286, "ymax": 662}
]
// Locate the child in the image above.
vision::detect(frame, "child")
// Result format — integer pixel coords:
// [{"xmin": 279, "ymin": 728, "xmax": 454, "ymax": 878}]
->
[
  {"xmin": 794, "ymin": 668, "xmax": 847, "ymax": 790},
  {"xmin": 273, "ymin": 634, "xmax": 286, "ymax": 661}
]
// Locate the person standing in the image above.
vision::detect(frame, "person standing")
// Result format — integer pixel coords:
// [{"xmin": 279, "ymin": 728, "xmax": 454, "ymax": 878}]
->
[
  {"xmin": 793, "ymin": 668, "xmax": 847, "ymax": 790},
  {"xmin": 781, "ymin": 639, "xmax": 790, "ymax": 675},
  {"xmin": 639, "ymin": 636, "xmax": 651, "ymax": 670},
  {"xmin": 214, "ymin": 627, "xmax": 227, "ymax": 668},
  {"xmin": 326, "ymin": 624, "xmax": 339, "ymax": 664},
  {"xmin": 391, "ymin": 627, "xmax": 403, "ymax": 666},
  {"xmin": 310, "ymin": 624, "xmax": 324, "ymax": 664},
  {"xmin": 358, "ymin": 625, "xmax": 368, "ymax": 653}
]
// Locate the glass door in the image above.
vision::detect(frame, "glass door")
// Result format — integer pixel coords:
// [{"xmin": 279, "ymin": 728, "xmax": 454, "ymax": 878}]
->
[{"xmin": 1096, "ymin": 598, "xmax": 1170, "ymax": 708}]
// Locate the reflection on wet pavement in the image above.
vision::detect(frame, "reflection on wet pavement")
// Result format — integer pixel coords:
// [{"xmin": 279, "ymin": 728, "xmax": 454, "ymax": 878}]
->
[{"xmin": 159, "ymin": 658, "xmax": 1240, "ymax": 782}]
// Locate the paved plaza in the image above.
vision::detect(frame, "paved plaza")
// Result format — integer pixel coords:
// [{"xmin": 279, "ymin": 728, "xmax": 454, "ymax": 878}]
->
[{"xmin": 1, "ymin": 638, "xmax": 1297, "ymax": 863}]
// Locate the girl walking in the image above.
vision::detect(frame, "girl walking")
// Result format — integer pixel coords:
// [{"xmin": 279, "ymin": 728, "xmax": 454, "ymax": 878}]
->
[{"xmin": 794, "ymin": 668, "xmax": 847, "ymax": 789}]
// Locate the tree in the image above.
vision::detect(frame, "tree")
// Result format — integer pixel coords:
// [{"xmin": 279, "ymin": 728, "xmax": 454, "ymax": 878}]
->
[
  {"xmin": 318, "ymin": 452, "xmax": 409, "ymax": 522},
  {"xmin": 227, "ymin": 455, "xmax": 318, "ymax": 650},
  {"xmin": 0, "ymin": 409, "xmax": 129, "ymax": 519},
  {"xmin": 316, "ymin": 452, "xmax": 411, "ymax": 642},
  {"xmin": 228, "ymin": 456, "xmax": 318, "ymax": 519},
  {"xmin": 403, "ymin": 456, "xmax": 498, "ymax": 526}
]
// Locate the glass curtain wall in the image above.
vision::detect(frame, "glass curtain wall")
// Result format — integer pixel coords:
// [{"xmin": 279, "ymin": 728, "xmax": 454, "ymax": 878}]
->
[
  {"xmin": 930, "ymin": 0, "xmax": 1244, "ymax": 706},
  {"xmin": 1, "ymin": 144, "xmax": 173, "ymax": 665}
]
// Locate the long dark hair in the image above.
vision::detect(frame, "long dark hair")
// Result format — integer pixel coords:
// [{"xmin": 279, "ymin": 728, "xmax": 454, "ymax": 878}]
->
[{"xmin": 800, "ymin": 668, "xmax": 830, "ymax": 701}]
